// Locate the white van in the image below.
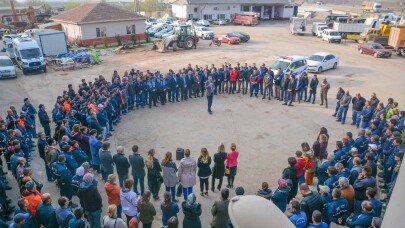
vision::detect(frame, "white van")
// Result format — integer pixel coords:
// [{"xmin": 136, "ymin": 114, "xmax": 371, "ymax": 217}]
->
[
  {"xmin": 12, "ymin": 37, "xmax": 46, "ymax": 75},
  {"xmin": 322, "ymin": 29, "xmax": 342, "ymax": 43},
  {"xmin": 316, "ymin": 25, "xmax": 329, "ymax": 37},
  {"xmin": 0, "ymin": 56, "xmax": 17, "ymax": 78},
  {"xmin": 270, "ymin": 56, "xmax": 308, "ymax": 77}
]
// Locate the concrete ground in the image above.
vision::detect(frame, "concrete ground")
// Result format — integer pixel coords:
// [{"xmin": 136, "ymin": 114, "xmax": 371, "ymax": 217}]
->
[{"xmin": 0, "ymin": 21, "xmax": 404, "ymax": 227}]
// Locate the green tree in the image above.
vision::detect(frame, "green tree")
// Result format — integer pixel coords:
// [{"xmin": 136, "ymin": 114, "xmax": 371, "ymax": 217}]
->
[
  {"xmin": 64, "ymin": 2, "xmax": 81, "ymax": 11},
  {"xmin": 127, "ymin": 0, "xmax": 164, "ymax": 14}
]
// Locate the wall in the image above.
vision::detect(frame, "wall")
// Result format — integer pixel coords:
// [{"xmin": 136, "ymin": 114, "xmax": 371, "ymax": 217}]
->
[
  {"xmin": 172, "ymin": 4, "xmax": 240, "ymax": 21},
  {"xmin": 61, "ymin": 23, "xmax": 81, "ymax": 41},
  {"xmin": 80, "ymin": 20, "xmax": 145, "ymax": 40},
  {"xmin": 172, "ymin": 5, "xmax": 188, "ymax": 20}
]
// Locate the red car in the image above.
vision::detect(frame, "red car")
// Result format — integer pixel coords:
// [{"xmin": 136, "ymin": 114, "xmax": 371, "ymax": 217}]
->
[
  {"xmin": 215, "ymin": 34, "xmax": 240, "ymax": 45},
  {"xmin": 358, "ymin": 43, "xmax": 392, "ymax": 58}
]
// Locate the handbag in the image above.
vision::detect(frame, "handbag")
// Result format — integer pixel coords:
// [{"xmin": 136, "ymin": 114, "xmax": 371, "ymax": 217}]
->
[
  {"xmin": 176, "ymin": 184, "xmax": 183, "ymax": 197},
  {"xmin": 225, "ymin": 167, "xmax": 230, "ymax": 175}
]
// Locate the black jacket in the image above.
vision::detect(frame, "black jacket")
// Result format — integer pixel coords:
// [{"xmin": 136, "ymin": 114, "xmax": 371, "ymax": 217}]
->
[
  {"xmin": 88, "ymin": 118, "xmax": 103, "ymax": 134},
  {"xmin": 129, "ymin": 153, "xmax": 146, "ymax": 178},
  {"xmin": 77, "ymin": 183, "xmax": 102, "ymax": 212},
  {"xmin": 113, "ymin": 153, "xmax": 130, "ymax": 176},
  {"xmin": 352, "ymin": 97, "xmax": 366, "ymax": 111},
  {"xmin": 309, "ymin": 78, "xmax": 319, "ymax": 93},
  {"xmin": 300, "ymin": 191, "xmax": 323, "ymax": 225},
  {"xmin": 213, "ymin": 152, "xmax": 227, "ymax": 179},
  {"xmin": 197, "ymin": 157, "xmax": 212, "ymax": 177}
]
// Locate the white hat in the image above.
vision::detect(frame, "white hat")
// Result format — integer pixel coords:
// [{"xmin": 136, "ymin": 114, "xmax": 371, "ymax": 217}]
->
[
  {"xmin": 350, "ymin": 147, "xmax": 358, "ymax": 152},
  {"xmin": 368, "ymin": 144, "xmax": 377, "ymax": 150},
  {"xmin": 97, "ymin": 104, "xmax": 103, "ymax": 108}
]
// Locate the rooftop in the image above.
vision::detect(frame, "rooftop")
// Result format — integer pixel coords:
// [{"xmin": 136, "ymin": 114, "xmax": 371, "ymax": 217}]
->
[{"xmin": 51, "ymin": 3, "xmax": 145, "ymax": 25}]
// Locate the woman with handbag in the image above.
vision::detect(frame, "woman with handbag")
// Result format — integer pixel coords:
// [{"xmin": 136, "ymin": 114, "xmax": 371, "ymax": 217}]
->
[
  {"xmin": 161, "ymin": 152, "xmax": 178, "ymax": 202},
  {"xmin": 197, "ymin": 148, "xmax": 212, "ymax": 196},
  {"xmin": 145, "ymin": 149, "xmax": 162, "ymax": 200},
  {"xmin": 102, "ymin": 204, "xmax": 127, "ymax": 228},
  {"xmin": 211, "ymin": 143, "xmax": 227, "ymax": 192},
  {"xmin": 225, "ymin": 143, "xmax": 239, "ymax": 189}
]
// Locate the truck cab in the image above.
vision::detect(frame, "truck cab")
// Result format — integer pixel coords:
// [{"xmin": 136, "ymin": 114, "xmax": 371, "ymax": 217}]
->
[
  {"xmin": 270, "ymin": 56, "xmax": 308, "ymax": 77},
  {"xmin": 12, "ymin": 37, "xmax": 46, "ymax": 75}
]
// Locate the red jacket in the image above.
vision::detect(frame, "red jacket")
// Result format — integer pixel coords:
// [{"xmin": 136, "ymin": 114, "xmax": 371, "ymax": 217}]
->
[
  {"xmin": 295, "ymin": 157, "xmax": 306, "ymax": 178},
  {"xmin": 230, "ymin": 70, "xmax": 238, "ymax": 82}
]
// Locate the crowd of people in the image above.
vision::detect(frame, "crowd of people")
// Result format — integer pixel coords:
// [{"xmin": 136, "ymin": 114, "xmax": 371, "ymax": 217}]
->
[{"xmin": 0, "ymin": 61, "xmax": 404, "ymax": 228}]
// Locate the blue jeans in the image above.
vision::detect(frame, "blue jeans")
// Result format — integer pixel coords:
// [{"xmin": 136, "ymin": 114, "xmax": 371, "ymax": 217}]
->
[
  {"xmin": 86, "ymin": 209, "xmax": 101, "ymax": 228},
  {"xmin": 117, "ymin": 204, "xmax": 122, "ymax": 218},
  {"xmin": 334, "ymin": 101, "xmax": 340, "ymax": 114},
  {"xmin": 128, "ymin": 95, "xmax": 135, "ymax": 108},
  {"xmin": 337, "ymin": 106, "xmax": 349, "ymax": 124},
  {"xmin": 361, "ymin": 120, "xmax": 370, "ymax": 129},
  {"xmin": 172, "ymin": 88, "xmax": 179, "ymax": 101},
  {"xmin": 207, "ymin": 94, "xmax": 213, "ymax": 112},
  {"xmin": 134, "ymin": 176, "xmax": 145, "ymax": 195},
  {"xmin": 299, "ymin": 170, "xmax": 306, "ymax": 184},
  {"xmin": 165, "ymin": 186, "xmax": 176, "ymax": 201},
  {"xmin": 352, "ymin": 110, "xmax": 361, "ymax": 126},
  {"xmin": 118, "ymin": 174, "xmax": 129, "ymax": 188},
  {"xmin": 183, "ymin": 187, "xmax": 193, "ymax": 200},
  {"xmin": 250, "ymin": 84, "xmax": 258, "ymax": 96},
  {"xmin": 136, "ymin": 93, "xmax": 145, "ymax": 107}
]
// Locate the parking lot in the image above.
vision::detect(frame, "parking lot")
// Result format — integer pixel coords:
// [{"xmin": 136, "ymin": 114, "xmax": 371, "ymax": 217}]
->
[{"xmin": 1, "ymin": 21, "xmax": 404, "ymax": 227}]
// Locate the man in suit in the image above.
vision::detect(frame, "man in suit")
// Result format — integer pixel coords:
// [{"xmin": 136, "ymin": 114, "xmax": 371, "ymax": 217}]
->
[
  {"xmin": 128, "ymin": 145, "xmax": 146, "ymax": 195},
  {"xmin": 170, "ymin": 72, "xmax": 180, "ymax": 102},
  {"xmin": 211, "ymin": 188, "xmax": 230, "ymax": 228},
  {"xmin": 193, "ymin": 71, "xmax": 201, "ymax": 98},
  {"xmin": 205, "ymin": 76, "xmax": 215, "ymax": 115},
  {"xmin": 180, "ymin": 72, "xmax": 189, "ymax": 101}
]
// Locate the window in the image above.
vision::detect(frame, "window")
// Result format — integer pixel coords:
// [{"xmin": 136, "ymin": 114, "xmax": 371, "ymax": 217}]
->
[
  {"xmin": 227, "ymin": 6, "xmax": 230, "ymax": 10},
  {"xmin": 188, "ymin": 14, "xmax": 193, "ymax": 19},
  {"xmin": 194, "ymin": 7, "xmax": 197, "ymax": 12},
  {"xmin": 241, "ymin": 6, "xmax": 250, "ymax": 12},
  {"xmin": 126, "ymin": 25, "xmax": 136, "ymax": 34},
  {"xmin": 96, "ymin": 27, "xmax": 106, "ymax": 37},
  {"xmin": 203, "ymin": 14, "xmax": 212, "ymax": 20},
  {"xmin": 213, "ymin": 7, "xmax": 218, "ymax": 10},
  {"xmin": 217, "ymin": 14, "xmax": 225, "ymax": 19}
]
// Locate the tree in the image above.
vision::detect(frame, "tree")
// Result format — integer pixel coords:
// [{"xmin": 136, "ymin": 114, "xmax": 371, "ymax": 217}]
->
[
  {"xmin": 127, "ymin": 0, "xmax": 164, "ymax": 14},
  {"xmin": 64, "ymin": 2, "xmax": 81, "ymax": 11}
]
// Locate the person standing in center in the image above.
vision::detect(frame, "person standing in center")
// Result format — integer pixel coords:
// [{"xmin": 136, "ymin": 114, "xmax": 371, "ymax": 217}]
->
[
  {"xmin": 320, "ymin": 78, "xmax": 330, "ymax": 108},
  {"xmin": 225, "ymin": 143, "xmax": 239, "ymax": 189},
  {"xmin": 197, "ymin": 148, "xmax": 212, "ymax": 196},
  {"xmin": 205, "ymin": 76, "xmax": 215, "ymax": 115},
  {"xmin": 178, "ymin": 149, "xmax": 197, "ymax": 201},
  {"xmin": 211, "ymin": 143, "xmax": 227, "ymax": 192},
  {"xmin": 161, "ymin": 152, "xmax": 178, "ymax": 203}
]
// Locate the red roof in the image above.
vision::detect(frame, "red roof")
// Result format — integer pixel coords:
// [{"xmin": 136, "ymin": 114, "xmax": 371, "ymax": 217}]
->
[{"xmin": 51, "ymin": 3, "xmax": 145, "ymax": 24}]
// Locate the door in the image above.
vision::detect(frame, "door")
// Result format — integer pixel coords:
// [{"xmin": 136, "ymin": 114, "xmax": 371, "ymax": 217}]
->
[{"xmin": 324, "ymin": 55, "xmax": 333, "ymax": 69}]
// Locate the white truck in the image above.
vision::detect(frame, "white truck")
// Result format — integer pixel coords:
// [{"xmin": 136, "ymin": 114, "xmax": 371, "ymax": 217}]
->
[
  {"xmin": 26, "ymin": 29, "xmax": 68, "ymax": 57},
  {"xmin": 333, "ymin": 22, "xmax": 370, "ymax": 40},
  {"xmin": 290, "ymin": 17, "xmax": 307, "ymax": 35},
  {"xmin": 11, "ymin": 37, "xmax": 47, "ymax": 75},
  {"xmin": 312, "ymin": 22, "xmax": 327, "ymax": 37}
]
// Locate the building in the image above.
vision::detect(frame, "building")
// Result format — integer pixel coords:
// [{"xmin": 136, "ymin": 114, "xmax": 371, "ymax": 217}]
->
[
  {"xmin": 171, "ymin": 0, "xmax": 295, "ymax": 21},
  {"xmin": 51, "ymin": 3, "xmax": 146, "ymax": 46}
]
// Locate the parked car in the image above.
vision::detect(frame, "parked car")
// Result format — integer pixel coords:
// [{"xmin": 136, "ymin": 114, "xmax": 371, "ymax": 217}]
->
[
  {"xmin": 145, "ymin": 17, "xmax": 158, "ymax": 26},
  {"xmin": 0, "ymin": 56, "xmax": 17, "ymax": 78},
  {"xmin": 358, "ymin": 43, "xmax": 392, "ymax": 58},
  {"xmin": 270, "ymin": 56, "xmax": 308, "ymax": 77},
  {"xmin": 228, "ymin": 32, "xmax": 250, "ymax": 42},
  {"xmin": 171, "ymin": 20, "xmax": 185, "ymax": 27},
  {"xmin": 215, "ymin": 34, "xmax": 240, "ymax": 45},
  {"xmin": 154, "ymin": 28, "xmax": 173, "ymax": 39},
  {"xmin": 195, "ymin": 26, "xmax": 214, "ymax": 39},
  {"xmin": 161, "ymin": 30, "xmax": 174, "ymax": 39},
  {"xmin": 322, "ymin": 29, "xmax": 341, "ymax": 43},
  {"xmin": 196, "ymin": 20, "xmax": 210, "ymax": 27},
  {"xmin": 212, "ymin": 19, "xmax": 227, "ymax": 25},
  {"xmin": 307, "ymin": 52, "xmax": 339, "ymax": 74}
]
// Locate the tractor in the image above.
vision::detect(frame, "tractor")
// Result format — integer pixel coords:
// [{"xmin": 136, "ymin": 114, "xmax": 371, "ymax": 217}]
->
[{"xmin": 152, "ymin": 25, "xmax": 198, "ymax": 53}]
